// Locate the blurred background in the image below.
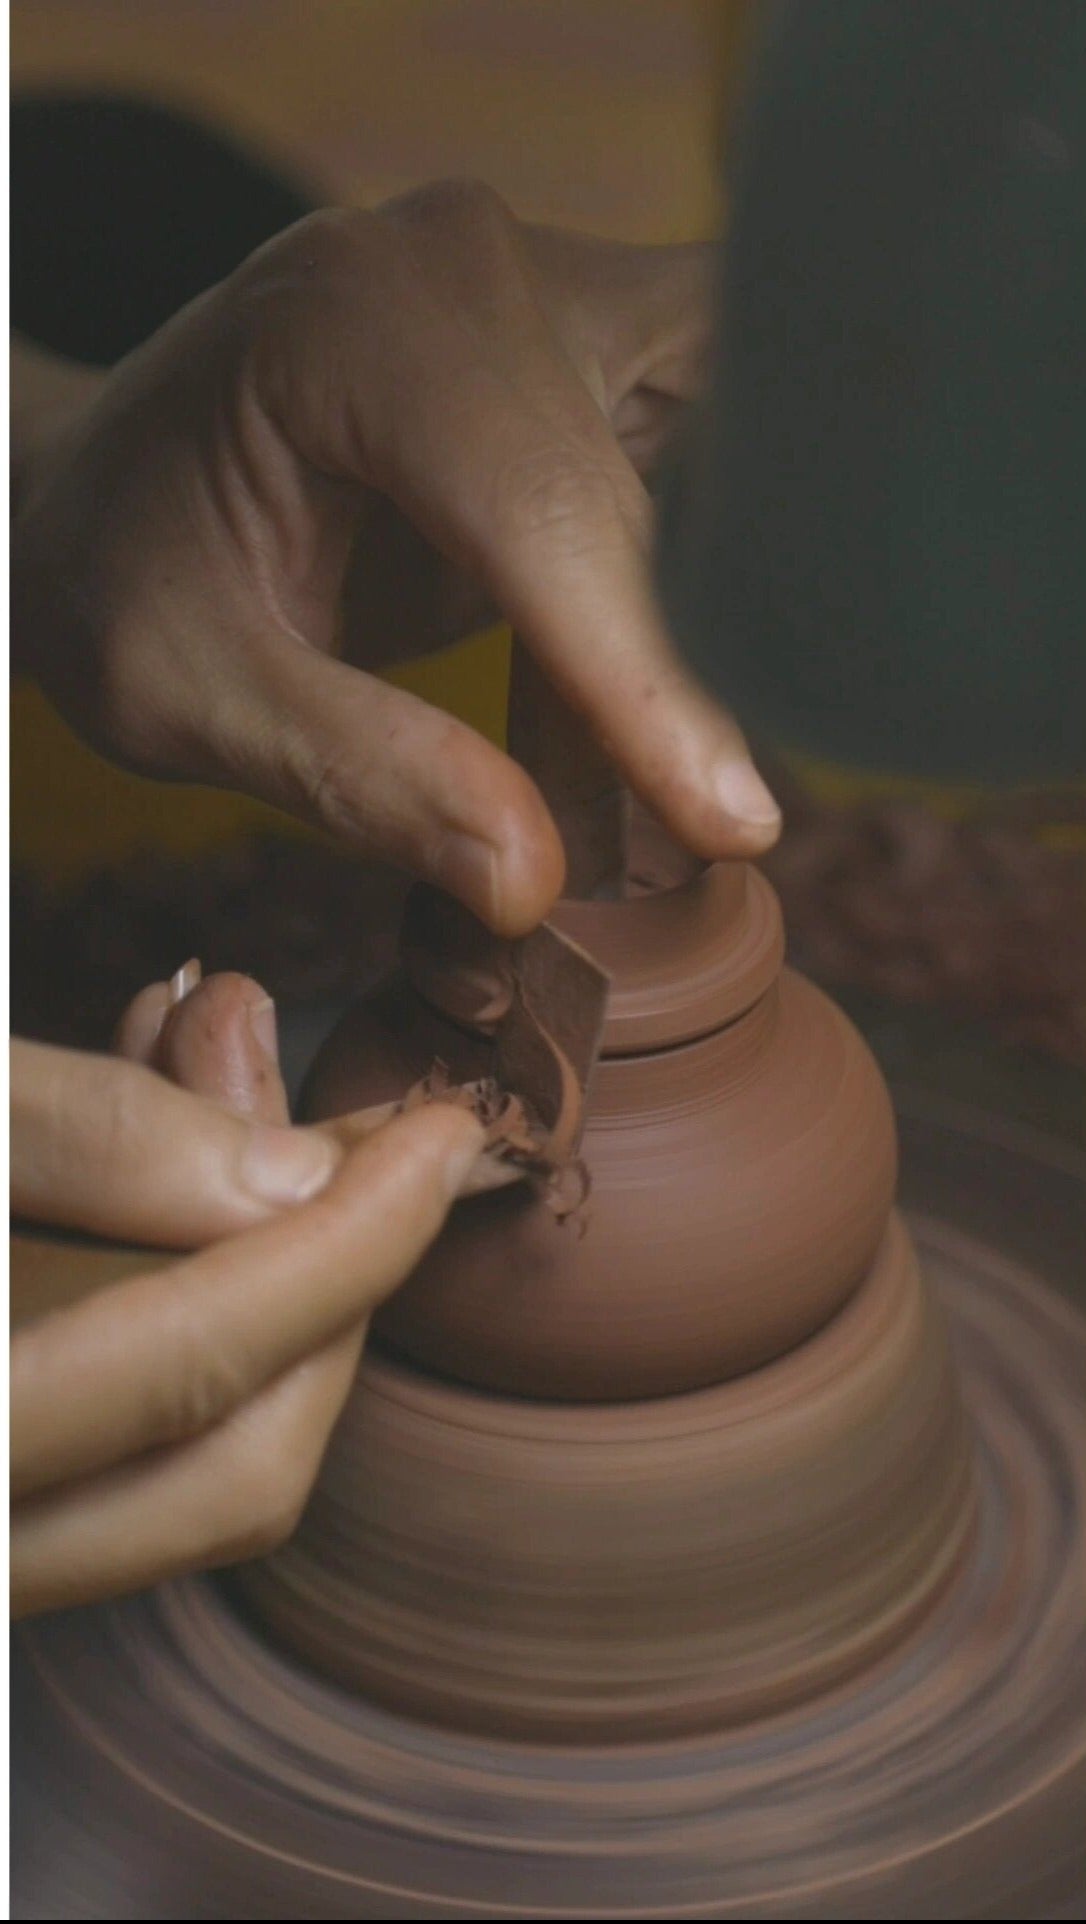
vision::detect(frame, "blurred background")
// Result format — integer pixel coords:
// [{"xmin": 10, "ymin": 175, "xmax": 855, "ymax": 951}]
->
[{"xmin": 10, "ymin": 0, "xmax": 1085, "ymax": 1093}]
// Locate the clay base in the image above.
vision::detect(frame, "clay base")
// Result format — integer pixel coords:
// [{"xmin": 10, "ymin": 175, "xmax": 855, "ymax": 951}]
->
[
  {"xmin": 12, "ymin": 1213, "xmax": 1086, "ymax": 1920},
  {"xmin": 230, "ymin": 1214, "xmax": 972, "ymax": 1742}
]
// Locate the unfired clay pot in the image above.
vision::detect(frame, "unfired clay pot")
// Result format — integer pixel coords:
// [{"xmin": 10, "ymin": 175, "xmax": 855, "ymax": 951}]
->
[
  {"xmin": 227, "ymin": 838, "xmax": 974, "ymax": 1738},
  {"xmin": 233, "ymin": 1214, "xmax": 973, "ymax": 1741},
  {"xmin": 301, "ymin": 849, "xmax": 899, "ymax": 1401},
  {"xmin": 13, "ymin": 828, "xmax": 1086, "ymax": 1915}
]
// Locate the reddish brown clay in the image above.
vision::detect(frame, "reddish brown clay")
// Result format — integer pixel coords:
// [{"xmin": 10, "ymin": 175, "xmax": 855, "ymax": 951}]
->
[
  {"xmin": 234, "ymin": 1213, "xmax": 975, "ymax": 1740},
  {"xmin": 303, "ymin": 853, "xmax": 898, "ymax": 1401},
  {"xmin": 10, "ymin": 719, "xmax": 1085, "ymax": 1915},
  {"xmin": 11, "ymin": 1205, "xmax": 1086, "ymax": 1918}
]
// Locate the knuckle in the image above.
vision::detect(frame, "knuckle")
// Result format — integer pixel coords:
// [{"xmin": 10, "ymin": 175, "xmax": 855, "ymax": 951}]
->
[
  {"xmin": 93, "ymin": 647, "xmax": 166, "ymax": 768},
  {"xmin": 274, "ymin": 205, "xmax": 376, "ymax": 279},
  {"xmin": 214, "ymin": 1438, "xmax": 313, "ymax": 1562},
  {"xmin": 494, "ymin": 448, "xmax": 632, "ymax": 555},
  {"xmin": 151, "ymin": 1287, "xmax": 252, "ymax": 1444},
  {"xmin": 85, "ymin": 624, "xmax": 206, "ymax": 779},
  {"xmin": 269, "ymin": 699, "xmax": 386, "ymax": 853},
  {"xmin": 282, "ymin": 730, "xmax": 360, "ymax": 843},
  {"xmin": 241, "ymin": 208, "xmax": 396, "ymax": 366},
  {"xmin": 92, "ymin": 1057, "xmax": 157, "ymax": 1172},
  {"xmin": 37, "ymin": 612, "xmax": 167, "ymax": 775},
  {"xmin": 393, "ymin": 176, "xmax": 514, "ymax": 247}
]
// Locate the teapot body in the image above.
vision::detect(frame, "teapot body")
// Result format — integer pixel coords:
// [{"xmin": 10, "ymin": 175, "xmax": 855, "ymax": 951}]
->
[{"xmin": 303, "ymin": 875, "xmax": 897, "ymax": 1400}]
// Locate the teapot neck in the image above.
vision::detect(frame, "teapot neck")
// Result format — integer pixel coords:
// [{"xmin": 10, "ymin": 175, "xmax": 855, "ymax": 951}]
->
[{"xmin": 399, "ymin": 853, "xmax": 784, "ymax": 1058}]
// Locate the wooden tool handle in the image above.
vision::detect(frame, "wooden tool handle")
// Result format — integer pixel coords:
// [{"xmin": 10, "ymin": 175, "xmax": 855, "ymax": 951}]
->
[{"xmin": 507, "ymin": 640, "xmax": 628, "ymax": 900}]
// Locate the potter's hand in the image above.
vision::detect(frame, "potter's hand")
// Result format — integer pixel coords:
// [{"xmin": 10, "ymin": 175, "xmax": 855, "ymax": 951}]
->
[
  {"xmin": 10, "ymin": 973, "xmax": 483, "ymax": 1616},
  {"xmin": 11, "ymin": 184, "xmax": 779, "ymax": 938}
]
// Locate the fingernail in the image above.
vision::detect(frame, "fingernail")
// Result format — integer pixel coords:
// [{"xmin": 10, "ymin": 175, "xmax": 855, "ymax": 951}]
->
[
  {"xmin": 433, "ymin": 832, "xmax": 501, "ymax": 926},
  {"xmin": 715, "ymin": 760, "xmax": 781, "ymax": 829},
  {"xmin": 248, "ymin": 996, "xmax": 279, "ymax": 1065},
  {"xmin": 241, "ymin": 1125, "xmax": 341, "ymax": 1207},
  {"xmin": 169, "ymin": 957, "xmax": 202, "ymax": 1005}
]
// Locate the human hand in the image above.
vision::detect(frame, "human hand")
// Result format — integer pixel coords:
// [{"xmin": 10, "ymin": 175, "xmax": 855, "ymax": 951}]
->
[
  {"xmin": 12, "ymin": 183, "xmax": 779, "ymax": 938},
  {"xmin": 10, "ymin": 971, "xmax": 482, "ymax": 1616}
]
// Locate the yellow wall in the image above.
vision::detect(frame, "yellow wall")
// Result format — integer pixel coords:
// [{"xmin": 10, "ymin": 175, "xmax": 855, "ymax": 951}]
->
[{"xmin": 12, "ymin": 0, "xmax": 742, "ymax": 878}]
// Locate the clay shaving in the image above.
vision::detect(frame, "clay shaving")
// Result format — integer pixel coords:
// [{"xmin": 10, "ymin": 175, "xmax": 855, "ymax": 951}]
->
[{"xmin": 400, "ymin": 1060, "xmax": 592, "ymax": 1231}]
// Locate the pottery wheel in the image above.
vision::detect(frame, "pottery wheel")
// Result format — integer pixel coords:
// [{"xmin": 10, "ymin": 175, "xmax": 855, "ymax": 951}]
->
[{"xmin": 11, "ymin": 1096, "xmax": 1086, "ymax": 1921}]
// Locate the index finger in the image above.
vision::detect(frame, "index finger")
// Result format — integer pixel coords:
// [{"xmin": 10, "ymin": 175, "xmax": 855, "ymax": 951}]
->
[
  {"xmin": 10, "ymin": 1103, "xmax": 482, "ymax": 1502},
  {"xmin": 350, "ymin": 237, "xmax": 779, "ymax": 860}
]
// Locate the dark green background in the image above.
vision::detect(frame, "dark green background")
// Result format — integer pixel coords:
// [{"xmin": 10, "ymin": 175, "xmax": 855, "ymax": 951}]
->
[{"xmin": 660, "ymin": 1, "xmax": 1086, "ymax": 784}]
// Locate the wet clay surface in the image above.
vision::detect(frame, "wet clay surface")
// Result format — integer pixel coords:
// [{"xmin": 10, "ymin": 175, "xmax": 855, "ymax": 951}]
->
[
  {"xmin": 12, "ymin": 1188, "xmax": 1086, "ymax": 1919},
  {"xmin": 11, "ymin": 725, "xmax": 1084, "ymax": 1912},
  {"xmin": 315, "ymin": 967, "xmax": 898, "ymax": 1400},
  {"xmin": 10, "ymin": 931, "xmax": 1086, "ymax": 1914},
  {"xmin": 233, "ymin": 1214, "xmax": 975, "ymax": 1740},
  {"xmin": 305, "ymin": 854, "xmax": 895, "ymax": 1401}
]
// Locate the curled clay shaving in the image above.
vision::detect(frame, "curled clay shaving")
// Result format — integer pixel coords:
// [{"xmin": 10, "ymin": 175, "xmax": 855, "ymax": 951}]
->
[
  {"xmin": 401, "ymin": 1061, "xmax": 592, "ymax": 1232},
  {"xmin": 542, "ymin": 1157, "xmax": 592, "ymax": 1237}
]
